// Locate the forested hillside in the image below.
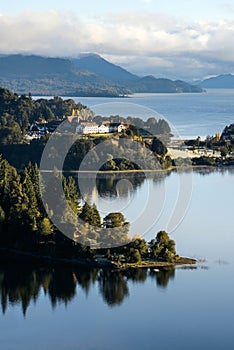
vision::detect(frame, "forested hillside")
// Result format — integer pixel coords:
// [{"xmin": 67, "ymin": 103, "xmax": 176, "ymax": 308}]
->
[{"xmin": 0, "ymin": 54, "xmax": 204, "ymax": 96}]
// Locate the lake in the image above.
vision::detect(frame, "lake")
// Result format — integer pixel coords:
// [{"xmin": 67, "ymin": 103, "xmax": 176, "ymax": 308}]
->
[
  {"xmin": 1, "ymin": 168, "xmax": 234, "ymax": 350},
  {"xmin": 1, "ymin": 90, "xmax": 234, "ymax": 349},
  {"xmin": 34, "ymin": 89, "xmax": 234, "ymax": 138},
  {"xmin": 73, "ymin": 89, "xmax": 234, "ymax": 139}
]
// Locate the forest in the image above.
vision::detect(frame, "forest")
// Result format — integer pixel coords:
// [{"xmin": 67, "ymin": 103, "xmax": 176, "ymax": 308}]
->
[
  {"xmin": 0, "ymin": 155, "xmax": 179, "ymax": 265},
  {"xmin": 0, "ymin": 86, "xmax": 195, "ymax": 268},
  {"xmin": 0, "ymin": 87, "xmax": 172, "ymax": 170}
]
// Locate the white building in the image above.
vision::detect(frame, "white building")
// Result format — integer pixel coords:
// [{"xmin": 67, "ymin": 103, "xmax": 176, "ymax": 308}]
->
[
  {"xmin": 109, "ymin": 122, "xmax": 126, "ymax": 133},
  {"xmin": 76, "ymin": 121, "xmax": 99, "ymax": 134},
  {"xmin": 98, "ymin": 123, "xmax": 110, "ymax": 133},
  {"xmin": 75, "ymin": 118, "xmax": 128, "ymax": 135}
]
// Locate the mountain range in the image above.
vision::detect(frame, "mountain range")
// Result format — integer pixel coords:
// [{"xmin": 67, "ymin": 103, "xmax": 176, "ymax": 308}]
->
[
  {"xmin": 0, "ymin": 53, "xmax": 204, "ymax": 96},
  {"xmin": 198, "ymin": 74, "xmax": 234, "ymax": 89}
]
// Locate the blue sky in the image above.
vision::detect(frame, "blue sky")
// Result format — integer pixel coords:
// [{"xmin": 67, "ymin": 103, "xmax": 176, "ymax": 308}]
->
[
  {"xmin": 1, "ymin": 0, "xmax": 233, "ymax": 20},
  {"xmin": 0, "ymin": 0, "xmax": 234, "ymax": 79}
]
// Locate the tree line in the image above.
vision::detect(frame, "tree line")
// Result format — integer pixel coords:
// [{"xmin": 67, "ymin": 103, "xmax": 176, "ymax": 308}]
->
[
  {"xmin": 0, "ymin": 87, "xmax": 173, "ymax": 171},
  {"xmin": 0, "ymin": 155, "xmax": 128, "ymax": 253},
  {"xmin": 0, "ymin": 87, "xmax": 87, "ymax": 145},
  {"xmin": 0, "ymin": 155, "xmax": 177, "ymax": 263}
]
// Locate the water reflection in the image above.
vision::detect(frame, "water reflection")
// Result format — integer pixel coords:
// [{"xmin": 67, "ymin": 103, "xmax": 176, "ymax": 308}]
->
[
  {"xmin": 98, "ymin": 270, "xmax": 129, "ymax": 306},
  {"xmin": 75, "ymin": 167, "xmax": 234, "ymax": 202},
  {"xmin": 96, "ymin": 174, "xmax": 145, "ymax": 198},
  {"xmin": 149, "ymin": 267, "xmax": 175, "ymax": 288},
  {"xmin": 0, "ymin": 264, "xmax": 177, "ymax": 315},
  {"xmin": 74, "ymin": 171, "xmax": 170, "ymax": 200},
  {"xmin": 193, "ymin": 166, "xmax": 234, "ymax": 176}
]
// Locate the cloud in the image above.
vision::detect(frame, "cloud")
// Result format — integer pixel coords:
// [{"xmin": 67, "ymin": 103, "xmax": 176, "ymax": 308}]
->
[{"xmin": 0, "ymin": 10, "xmax": 233, "ymax": 79}]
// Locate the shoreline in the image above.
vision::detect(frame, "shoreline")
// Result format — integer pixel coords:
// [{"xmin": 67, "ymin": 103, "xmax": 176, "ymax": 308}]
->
[
  {"xmin": 0, "ymin": 248, "xmax": 196, "ymax": 270},
  {"xmin": 38, "ymin": 164, "xmax": 234, "ymax": 175},
  {"xmin": 119, "ymin": 257, "xmax": 197, "ymax": 270}
]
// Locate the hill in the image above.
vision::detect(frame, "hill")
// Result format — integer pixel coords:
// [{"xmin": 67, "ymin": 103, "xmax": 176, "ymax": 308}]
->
[
  {"xmin": 0, "ymin": 54, "xmax": 204, "ymax": 96},
  {"xmin": 128, "ymin": 76, "xmax": 203, "ymax": 93},
  {"xmin": 0, "ymin": 55, "xmax": 130, "ymax": 97},
  {"xmin": 199, "ymin": 74, "xmax": 234, "ymax": 89},
  {"xmin": 72, "ymin": 53, "xmax": 138, "ymax": 83},
  {"xmin": 0, "ymin": 54, "xmax": 75, "ymax": 77},
  {"xmin": 72, "ymin": 54, "xmax": 203, "ymax": 93}
]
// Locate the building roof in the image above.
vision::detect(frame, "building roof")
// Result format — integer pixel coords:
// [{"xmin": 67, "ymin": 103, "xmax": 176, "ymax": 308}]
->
[
  {"xmin": 109, "ymin": 122, "xmax": 122, "ymax": 127},
  {"xmin": 79, "ymin": 122, "xmax": 98, "ymax": 127}
]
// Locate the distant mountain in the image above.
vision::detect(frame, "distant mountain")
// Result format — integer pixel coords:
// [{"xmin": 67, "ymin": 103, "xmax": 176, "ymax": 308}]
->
[
  {"xmin": 0, "ymin": 54, "xmax": 204, "ymax": 96},
  {"xmin": 174, "ymin": 80, "xmax": 203, "ymax": 93},
  {"xmin": 0, "ymin": 54, "xmax": 75, "ymax": 77},
  {"xmin": 72, "ymin": 53, "xmax": 138, "ymax": 83},
  {"xmin": 73, "ymin": 54, "xmax": 203, "ymax": 93},
  {"xmin": 0, "ymin": 54, "xmax": 130, "ymax": 97},
  {"xmin": 128, "ymin": 76, "xmax": 203, "ymax": 93},
  {"xmin": 199, "ymin": 74, "xmax": 234, "ymax": 89}
]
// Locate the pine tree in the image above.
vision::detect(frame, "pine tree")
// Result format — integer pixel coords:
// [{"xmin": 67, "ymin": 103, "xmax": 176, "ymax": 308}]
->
[
  {"xmin": 39, "ymin": 217, "xmax": 53, "ymax": 235},
  {"xmin": 79, "ymin": 201, "xmax": 100, "ymax": 227},
  {"xmin": 91, "ymin": 203, "xmax": 101, "ymax": 228},
  {"xmin": 62, "ymin": 176, "xmax": 81, "ymax": 215},
  {"xmin": 22, "ymin": 167, "xmax": 40, "ymax": 231}
]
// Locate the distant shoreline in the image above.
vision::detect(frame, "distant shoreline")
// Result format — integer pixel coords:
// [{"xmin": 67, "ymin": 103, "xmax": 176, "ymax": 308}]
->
[{"xmin": 38, "ymin": 164, "xmax": 234, "ymax": 175}]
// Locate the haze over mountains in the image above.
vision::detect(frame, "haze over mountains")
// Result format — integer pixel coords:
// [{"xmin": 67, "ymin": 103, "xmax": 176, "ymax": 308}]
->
[
  {"xmin": 0, "ymin": 53, "xmax": 205, "ymax": 96},
  {"xmin": 198, "ymin": 74, "xmax": 234, "ymax": 89}
]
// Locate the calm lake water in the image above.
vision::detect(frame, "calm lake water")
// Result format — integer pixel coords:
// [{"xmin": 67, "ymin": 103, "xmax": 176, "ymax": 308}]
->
[
  {"xmin": 1, "ymin": 91, "xmax": 234, "ymax": 349},
  {"xmin": 35, "ymin": 89, "xmax": 234, "ymax": 138},
  {"xmin": 74, "ymin": 89, "xmax": 234, "ymax": 139},
  {"xmin": 1, "ymin": 169, "xmax": 234, "ymax": 350}
]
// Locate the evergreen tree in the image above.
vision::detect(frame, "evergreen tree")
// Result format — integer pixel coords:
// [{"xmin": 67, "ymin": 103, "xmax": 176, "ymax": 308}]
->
[
  {"xmin": 103, "ymin": 212, "xmax": 126, "ymax": 228},
  {"xmin": 150, "ymin": 231, "xmax": 176, "ymax": 262},
  {"xmin": 39, "ymin": 217, "xmax": 53, "ymax": 235},
  {"xmin": 79, "ymin": 201, "xmax": 101, "ymax": 228},
  {"xmin": 129, "ymin": 237, "xmax": 148, "ymax": 257},
  {"xmin": 22, "ymin": 167, "xmax": 40, "ymax": 231},
  {"xmin": 62, "ymin": 176, "xmax": 81, "ymax": 215},
  {"xmin": 151, "ymin": 137, "xmax": 167, "ymax": 156},
  {"xmin": 91, "ymin": 203, "xmax": 101, "ymax": 228},
  {"xmin": 100, "ymin": 213, "xmax": 130, "ymax": 247},
  {"xmin": 26, "ymin": 163, "xmax": 43, "ymax": 212},
  {"xmin": 128, "ymin": 248, "xmax": 142, "ymax": 263}
]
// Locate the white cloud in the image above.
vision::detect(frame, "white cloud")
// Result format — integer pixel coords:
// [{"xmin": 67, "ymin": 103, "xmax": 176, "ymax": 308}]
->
[{"xmin": 0, "ymin": 10, "xmax": 233, "ymax": 79}]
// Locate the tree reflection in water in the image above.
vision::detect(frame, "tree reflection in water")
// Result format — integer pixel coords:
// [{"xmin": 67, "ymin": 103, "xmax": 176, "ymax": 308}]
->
[
  {"xmin": 0, "ymin": 264, "xmax": 177, "ymax": 315},
  {"xmin": 98, "ymin": 270, "xmax": 129, "ymax": 306},
  {"xmin": 149, "ymin": 267, "xmax": 175, "ymax": 288},
  {"xmin": 76, "ymin": 171, "xmax": 169, "ymax": 199}
]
